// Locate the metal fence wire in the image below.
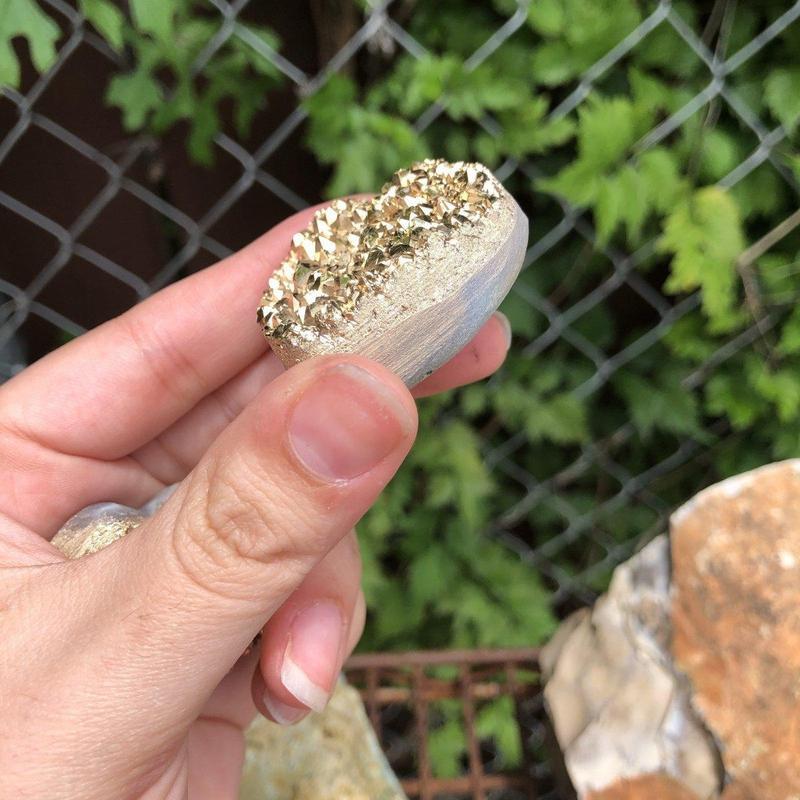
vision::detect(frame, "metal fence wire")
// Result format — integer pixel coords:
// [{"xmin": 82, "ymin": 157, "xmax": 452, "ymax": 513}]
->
[
  {"xmin": 344, "ymin": 648, "xmax": 552, "ymax": 800},
  {"xmin": 3, "ymin": 3, "xmax": 800, "ymax": 624}
]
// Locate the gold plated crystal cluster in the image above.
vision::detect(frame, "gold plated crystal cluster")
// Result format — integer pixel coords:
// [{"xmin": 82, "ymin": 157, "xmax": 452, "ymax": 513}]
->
[{"xmin": 257, "ymin": 159, "xmax": 501, "ymax": 338}]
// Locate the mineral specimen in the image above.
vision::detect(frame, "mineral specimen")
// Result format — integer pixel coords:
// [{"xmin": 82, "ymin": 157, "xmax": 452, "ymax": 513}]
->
[
  {"xmin": 258, "ymin": 160, "xmax": 500, "ymax": 336},
  {"xmin": 257, "ymin": 159, "xmax": 527, "ymax": 386}
]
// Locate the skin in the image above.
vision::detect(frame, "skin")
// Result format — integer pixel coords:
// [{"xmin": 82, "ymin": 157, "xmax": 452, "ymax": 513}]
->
[{"xmin": 0, "ymin": 202, "xmax": 511, "ymax": 800}]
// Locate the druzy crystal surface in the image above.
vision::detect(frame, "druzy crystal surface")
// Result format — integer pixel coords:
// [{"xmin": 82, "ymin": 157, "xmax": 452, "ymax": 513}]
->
[{"xmin": 257, "ymin": 159, "xmax": 501, "ymax": 339}]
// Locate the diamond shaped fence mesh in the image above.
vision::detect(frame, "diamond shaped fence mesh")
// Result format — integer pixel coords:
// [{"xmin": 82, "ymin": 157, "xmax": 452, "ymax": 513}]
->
[{"xmin": 2, "ymin": 1, "xmax": 800, "ymax": 794}]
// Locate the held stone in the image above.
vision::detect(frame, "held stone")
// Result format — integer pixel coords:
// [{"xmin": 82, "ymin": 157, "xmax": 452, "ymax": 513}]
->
[{"xmin": 257, "ymin": 159, "xmax": 528, "ymax": 387}]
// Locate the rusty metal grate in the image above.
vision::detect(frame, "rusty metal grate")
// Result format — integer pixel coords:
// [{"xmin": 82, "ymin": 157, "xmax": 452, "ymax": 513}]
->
[{"xmin": 345, "ymin": 648, "xmax": 561, "ymax": 800}]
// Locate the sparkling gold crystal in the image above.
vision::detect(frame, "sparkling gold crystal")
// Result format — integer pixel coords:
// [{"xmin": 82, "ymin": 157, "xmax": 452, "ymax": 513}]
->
[{"xmin": 256, "ymin": 159, "xmax": 502, "ymax": 339}]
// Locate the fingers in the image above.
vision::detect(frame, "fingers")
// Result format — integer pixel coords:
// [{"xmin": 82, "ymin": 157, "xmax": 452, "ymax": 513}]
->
[
  {"xmin": 74, "ymin": 355, "xmax": 416, "ymax": 730},
  {"xmin": 187, "ymin": 646, "xmax": 261, "ymax": 800},
  {"xmin": 0, "ymin": 203, "xmax": 326, "ymax": 460},
  {"xmin": 412, "ymin": 311, "xmax": 511, "ymax": 397},
  {"xmin": 132, "ymin": 352, "xmax": 285, "ymax": 485},
  {"xmin": 254, "ymin": 530, "xmax": 362, "ymax": 725},
  {"xmin": 131, "ymin": 311, "xmax": 512, "ymax": 486},
  {"xmin": 0, "ymin": 305, "xmax": 510, "ymax": 538}
]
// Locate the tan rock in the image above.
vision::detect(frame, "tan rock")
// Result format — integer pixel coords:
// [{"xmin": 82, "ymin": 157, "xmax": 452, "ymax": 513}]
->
[
  {"xmin": 671, "ymin": 460, "xmax": 800, "ymax": 800},
  {"xmin": 587, "ymin": 774, "xmax": 702, "ymax": 800},
  {"xmin": 719, "ymin": 784, "xmax": 749, "ymax": 800},
  {"xmin": 240, "ymin": 681, "xmax": 406, "ymax": 800}
]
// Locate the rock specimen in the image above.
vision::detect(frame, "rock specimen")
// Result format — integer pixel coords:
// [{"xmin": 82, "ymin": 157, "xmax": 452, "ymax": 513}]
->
[
  {"xmin": 240, "ymin": 681, "xmax": 406, "ymax": 800},
  {"xmin": 257, "ymin": 159, "xmax": 528, "ymax": 386},
  {"xmin": 540, "ymin": 537, "xmax": 720, "ymax": 799},
  {"xmin": 587, "ymin": 774, "xmax": 703, "ymax": 800},
  {"xmin": 672, "ymin": 460, "xmax": 800, "ymax": 800},
  {"xmin": 543, "ymin": 459, "xmax": 800, "ymax": 800}
]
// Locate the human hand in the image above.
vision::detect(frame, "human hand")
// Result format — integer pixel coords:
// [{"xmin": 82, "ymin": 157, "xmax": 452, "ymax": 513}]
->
[{"xmin": 0, "ymin": 203, "xmax": 511, "ymax": 799}]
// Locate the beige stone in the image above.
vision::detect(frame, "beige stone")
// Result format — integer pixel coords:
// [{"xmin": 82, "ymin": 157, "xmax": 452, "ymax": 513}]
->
[
  {"xmin": 541, "ymin": 537, "xmax": 719, "ymax": 799},
  {"xmin": 240, "ymin": 681, "xmax": 406, "ymax": 800},
  {"xmin": 671, "ymin": 459, "xmax": 800, "ymax": 800}
]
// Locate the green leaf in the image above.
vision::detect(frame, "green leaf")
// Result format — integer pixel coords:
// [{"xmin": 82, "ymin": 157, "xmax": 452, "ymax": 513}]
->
[
  {"xmin": 305, "ymin": 76, "xmax": 427, "ymax": 195},
  {"xmin": 538, "ymin": 159, "xmax": 600, "ymax": 206},
  {"xmin": 235, "ymin": 24, "xmax": 281, "ymax": 78},
  {"xmin": 637, "ymin": 148, "xmax": 686, "ymax": 213},
  {"xmin": 659, "ymin": 187, "xmax": 746, "ymax": 330},
  {"xmin": 526, "ymin": 393, "xmax": 589, "ymax": 445},
  {"xmin": 759, "ymin": 251, "xmax": 800, "ymax": 305},
  {"xmin": 409, "ymin": 546, "xmax": 457, "ymax": 606},
  {"xmin": 731, "ymin": 165, "xmax": 785, "ymax": 220},
  {"xmin": 634, "ymin": 7, "xmax": 701, "ymax": 78},
  {"xmin": 531, "ymin": 41, "xmax": 581, "ymax": 86},
  {"xmin": 130, "ymin": 0, "xmax": 173, "ymax": 42},
  {"xmin": 779, "ymin": 306, "xmax": 800, "ymax": 355},
  {"xmin": 629, "ymin": 67, "xmax": 674, "ymax": 121},
  {"xmin": 747, "ymin": 357, "xmax": 800, "ymax": 422},
  {"xmin": 786, "ymin": 154, "xmax": 800, "ymax": 185},
  {"xmin": 476, "ymin": 697, "xmax": 522, "ymax": 768},
  {"xmin": 429, "ymin": 714, "xmax": 466, "ymax": 778},
  {"xmin": 106, "ymin": 68, "xmax": 162, "ymax": 130},
  {"xmin": 0, "ymin": 0, "xmax": 60, "ymax": 88},
  {"xmin": 563, "ymin": 0, "xmax": 641, "ymax": 52},
  {"xmin": 578, "ymin": 96, "xmax": 636, "ymax": 169},
  {"xmin": 187, "ymin": 95, "xmax": 219, "ymax": 165},
  {"xmin": 706, "ymin": 371, "xmax": 762, "ymax": 429},
  {"xmin": 496, "ymin": 97, "xmax": 575, "ymax": 158},
  {"xmin": 663, "ymin": 317, "xmax": 717, "ymax": 362},
  {"xmin": 595, "ymin": 174, "xmax": 625, "ymax": 245},
  {"xmin": 527, "ymin": 0, "xmax": 565, "ymax": 36},
  {"xmin": 698, "ymin": 128, "xmax": 743, "ymax": 182},
  {"xmin": 78, "ymin": 0, "xmax": 124, "ymax": 51},
  {"xmin": 443, "ymin": 61, "xmax": 528, "ymax": 121},
  {"xmin": 617, "ymin": 164, "xmax": 650, "ymax": 242},
  {"xmin": 615, "ymin": 368, "xmax": 703, "ymax": 439},
  {"xmin": 765, "ymin": 67, "xmax": 800, "ymax": 133}
]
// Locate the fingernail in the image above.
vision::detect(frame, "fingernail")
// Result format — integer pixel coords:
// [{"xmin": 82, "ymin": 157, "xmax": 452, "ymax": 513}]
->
[
  {"xmin": 262, "ymin": 693, "xmax": 308, "ymax": 726},
  {"xmin": 494, "ymin": 311, "xmax": 512, "ymax": 350},
  {"xmin": 280, "ymin": 601, "xmax": 344, "ymax": 712},
  {"xmin": 288, "ymin": 363, "xmax": 413, "ymax": 482}
]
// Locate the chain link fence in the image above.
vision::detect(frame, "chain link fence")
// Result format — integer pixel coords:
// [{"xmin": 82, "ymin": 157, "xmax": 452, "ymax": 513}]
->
[{"xmin": 3, "ymin": 0, "xmax": 800, "ymax": 617}]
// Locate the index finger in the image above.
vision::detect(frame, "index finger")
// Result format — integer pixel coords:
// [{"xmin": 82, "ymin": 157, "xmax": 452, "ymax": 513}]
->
[{"xmin": 0, "ymin": 203, "xmax": 328, "ymax": 460}]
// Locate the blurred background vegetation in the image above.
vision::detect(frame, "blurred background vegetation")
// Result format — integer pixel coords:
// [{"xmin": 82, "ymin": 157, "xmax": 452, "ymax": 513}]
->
[{"xmin": 3, "ymin": 0, "xmax": 800, "ymax": 776}]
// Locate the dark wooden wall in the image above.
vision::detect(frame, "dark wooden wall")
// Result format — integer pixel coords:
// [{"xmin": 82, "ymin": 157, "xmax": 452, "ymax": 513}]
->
[{"xmin": 1, "ymin": 3, "xmax": 343, "ymax": 363}]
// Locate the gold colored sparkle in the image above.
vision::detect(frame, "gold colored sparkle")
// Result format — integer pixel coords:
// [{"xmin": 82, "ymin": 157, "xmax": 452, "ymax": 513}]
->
[
  {"xmin": 51, "ymin": 515, "xmax": 143, "ymax": 559},
  {"xmin": 257, "ymin": 159, "xmax": 501, "ymax": 339}
]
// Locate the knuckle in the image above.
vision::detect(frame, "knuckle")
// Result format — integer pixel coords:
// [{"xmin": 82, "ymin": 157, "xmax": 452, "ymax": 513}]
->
[
  {"xmin": 123, "ymin": 313, "xmax": 207, "ymax": 406},
  {"xmin": 171, "ymin": 455, "xmax": 333, "ymax": 598}
]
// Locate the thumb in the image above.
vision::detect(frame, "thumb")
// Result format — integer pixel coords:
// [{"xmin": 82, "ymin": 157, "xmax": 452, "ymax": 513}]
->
[{"xmin": 79, "ymin": 355, "xmax": 416, "ymax": 725}]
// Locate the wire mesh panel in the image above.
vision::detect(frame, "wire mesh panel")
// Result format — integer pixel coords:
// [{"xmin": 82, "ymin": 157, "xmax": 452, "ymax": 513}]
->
[
  {"xmin": 3, "ymin": 1, "xmax": 800, "ymax": 634},
  {"xmin": 345, "ymin": 649, "xmax": 556, "ymax": 800}
]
